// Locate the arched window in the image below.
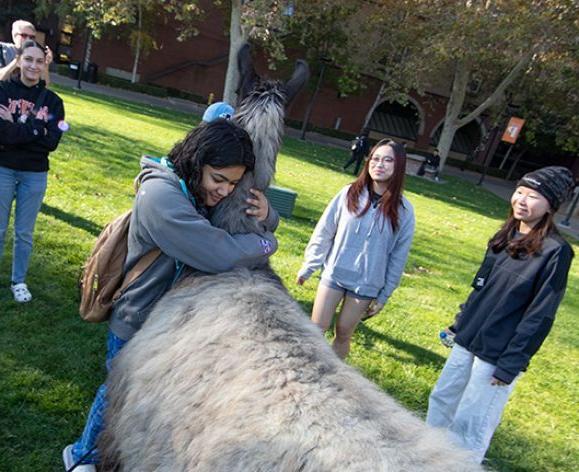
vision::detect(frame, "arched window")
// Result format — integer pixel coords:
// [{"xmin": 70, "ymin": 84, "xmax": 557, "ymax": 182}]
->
[{"xmin": 368, "ymin": 101, "xmax": 421, "ymax": 141}]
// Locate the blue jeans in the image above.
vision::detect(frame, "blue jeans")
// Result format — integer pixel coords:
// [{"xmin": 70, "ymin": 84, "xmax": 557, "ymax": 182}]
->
[
  {"xmin": 0, "ymin": 166, "xmax": 47, "ymax": 284},
  {"xmin": 426, "ymin": 344, "xmax": 519, "ymax": 463},
  {"xmin": 71, "ymin": 331, "xmax": 128, "ymax": 464}
]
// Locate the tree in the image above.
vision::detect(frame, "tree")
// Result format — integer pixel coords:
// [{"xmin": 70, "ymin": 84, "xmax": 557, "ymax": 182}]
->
[
  {"xmin": 341, "ymin": 1, "xmax": 434, "ymax": 131},
  {"xmin": 223, "ymin": 0, "xmax": 248, "ymax": 104},
  {"xmin": 236, "ymin": 0, "xmax": 368, "ymax": 134},
  {"xmin": 37, "ymin": 0, "xmax": 204, "ymax": 83},
  {"xmin": 414, "ymin": 0, "xmax": 578, "ymax": 171}
]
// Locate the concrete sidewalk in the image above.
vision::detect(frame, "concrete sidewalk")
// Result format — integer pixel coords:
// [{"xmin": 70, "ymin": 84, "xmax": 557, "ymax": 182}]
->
[{"xmin": 51, "ymin": 74, "xmax": 579, "ymax": 240}]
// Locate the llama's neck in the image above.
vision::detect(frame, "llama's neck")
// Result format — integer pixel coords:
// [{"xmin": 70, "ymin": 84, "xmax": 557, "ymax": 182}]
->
[{"xmin": 235, "ymin": 88, "xmax": 285, "ymax": 190}]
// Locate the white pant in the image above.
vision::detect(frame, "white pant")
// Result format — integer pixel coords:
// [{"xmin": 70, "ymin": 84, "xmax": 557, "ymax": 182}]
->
[{"xmin": 426, "ymin": 344, "xmax": 519, "ymax": 464}]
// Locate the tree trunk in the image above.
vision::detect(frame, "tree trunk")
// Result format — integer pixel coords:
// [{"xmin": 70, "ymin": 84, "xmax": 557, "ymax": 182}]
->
[
  {"xmin": 300, "ymin": 61, "xmax": 326, "ymax": 140},
  {"xmin": 77, "ymin": 30, "xmax": 93, "ymax": 89},
  {"xmin": 131, "ymin": 1, "xmax": 143, "ymax": 84},
  {"xmin": 437, "ymin": 60, "xmax": 469, "ymax": 170},
  {"xmin": 223, "ymin": 0, "xmax": 248, "ymax": 105},
  {"xmin": 83, "ymin": 33, "xmax": 93, "ymax": 72},
  {"xmin": 438, "ymin": 50, "xmax": 535, "ymax": 172},
  {"xmin": 361, "ymin": 79, "xmax": 387, "ymax": 131}
]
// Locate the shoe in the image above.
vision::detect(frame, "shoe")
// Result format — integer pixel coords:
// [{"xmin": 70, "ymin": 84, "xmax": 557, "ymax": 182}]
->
[
  {"xmin": 11, "ymin": 283, "xmax": 32, "ymax": 303},
  {"xmin": 62, "ymin": 445, "xmax": 97, "ymax": 472}
]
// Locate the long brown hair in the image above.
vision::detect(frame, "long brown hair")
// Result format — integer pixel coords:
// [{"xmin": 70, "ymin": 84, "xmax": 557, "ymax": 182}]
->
[
  {"xmin": 488, "ymin": 210, "xmax": 557, "ymax": 258},
  {"xmin": 346, "ymin": 139, "xmax": 407, "ymax": 231}
]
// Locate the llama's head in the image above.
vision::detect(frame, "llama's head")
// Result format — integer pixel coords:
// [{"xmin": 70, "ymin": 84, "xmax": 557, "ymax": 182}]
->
[{"xmin": 234, "ymin": 43, "xmax": 309, "ymax": 188}]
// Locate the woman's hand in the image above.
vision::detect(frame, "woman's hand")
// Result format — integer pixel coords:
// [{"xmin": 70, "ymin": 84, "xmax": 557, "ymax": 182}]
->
[
  {"xmin": 246, "ymin": 189, "xmax": 269, "ymax": 222},
  {"xmin": 490, "ymin": 377, "xmax": 507, "ymax": 386},
  {"xmin": 0, "ymin": 105, "xmax": 14, "ymax": 122},
  {"xmin": 296, "ymin": 276, "xmax": 306, "ymax": 285},
  {"xmin": 364, "ymin": 300, "xmax": 384, "ymax": 319}
]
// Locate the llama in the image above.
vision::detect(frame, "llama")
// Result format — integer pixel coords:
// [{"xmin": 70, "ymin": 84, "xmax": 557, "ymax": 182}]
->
[
  {"xmin": 99, "ymin": 46, "xmax": 481, "ymax": 470},
  {"xmin": 209, "ymin": 43, "xmax": 309, "ymax": 234},
  {"xmin": 100, "ymin": 270, "xmax": 482, "ymax": 471}
]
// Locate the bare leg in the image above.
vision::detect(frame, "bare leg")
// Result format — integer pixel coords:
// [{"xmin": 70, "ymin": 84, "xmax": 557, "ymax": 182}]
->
[
  {"xmin": 333, "ymin": 296, "xmax": 372, "ymax": 359},
  {"xmin": 311, "ymin": 284, "xmax": 344, "ymax": 333}
]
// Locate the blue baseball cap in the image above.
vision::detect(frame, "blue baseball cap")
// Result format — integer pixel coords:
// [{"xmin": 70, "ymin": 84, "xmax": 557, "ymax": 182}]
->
[{"xmin": 202, "ymin": 102, "xmax": 235, "ymax": 123}]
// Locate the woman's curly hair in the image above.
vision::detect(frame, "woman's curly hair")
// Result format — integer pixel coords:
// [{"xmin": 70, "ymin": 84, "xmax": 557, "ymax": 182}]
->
[{"xmin": 168, "ymin": 119, "xmax": 255, "ymax": 204}]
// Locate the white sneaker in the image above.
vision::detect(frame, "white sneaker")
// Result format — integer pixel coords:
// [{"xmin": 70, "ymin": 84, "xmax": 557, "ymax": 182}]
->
[
  {"xmin": 11, "ymin": 283, "xmax": 32, "ymax": 303},
  {"xmin": 62, "ymin": 444, "xmax": 97, "ymax": 472}
]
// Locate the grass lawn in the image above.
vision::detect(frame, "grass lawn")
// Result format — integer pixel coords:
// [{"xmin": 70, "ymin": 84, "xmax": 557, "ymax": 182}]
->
[{"xmin": 0, "ymin": 85, "xmax": 577, "ymax": 472}]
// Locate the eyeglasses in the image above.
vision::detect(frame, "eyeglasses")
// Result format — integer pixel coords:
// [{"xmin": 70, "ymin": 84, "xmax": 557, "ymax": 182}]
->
[
  {"xmin": 369, "ymin": 156, "xmax": 395, "ymax": 165},
  {"xmin": 17, "ymin": 33, "xmax": 36, "ymax": 40}
]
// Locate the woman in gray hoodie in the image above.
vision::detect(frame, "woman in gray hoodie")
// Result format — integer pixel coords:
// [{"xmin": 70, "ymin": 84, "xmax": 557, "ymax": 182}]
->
[
  {"xmin": 297, "ymin": 139, "xmax": 415, "ymax": 358},
  {"xmin": 64, "ymin": 119, "xmax": 279, "ymax": 472}
]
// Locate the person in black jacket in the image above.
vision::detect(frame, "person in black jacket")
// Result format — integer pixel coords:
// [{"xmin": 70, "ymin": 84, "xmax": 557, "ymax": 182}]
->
[
  {"xmin": 343, "ymin": 129, "xmax": 370, "ymax": 175},
  {"xmin": 426, "ymin": 166, "xmax": 575, "ymax": 464},
  {"xmin": 0, "ymin": 40, "xmax": 65, "ymax": 302}
]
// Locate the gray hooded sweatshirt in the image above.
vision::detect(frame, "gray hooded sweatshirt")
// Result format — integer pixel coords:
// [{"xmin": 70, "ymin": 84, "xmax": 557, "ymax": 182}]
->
[
  {"xmin": 298, "ymin": 185, "xmax": 414, "ymax": 304},
  {"xmin": 109, "ymin": 157, "xmax": 279, "ymax": 340}
]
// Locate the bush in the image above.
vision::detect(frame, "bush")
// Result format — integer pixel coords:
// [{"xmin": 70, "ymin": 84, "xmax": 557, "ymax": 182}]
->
[
  {"xmin": 96, "ymin": 74, "xmax": 168, "ymax": 98},
  {"xmin": 284, "ymin": 117, "xmax": 356, "ymax": 142}
]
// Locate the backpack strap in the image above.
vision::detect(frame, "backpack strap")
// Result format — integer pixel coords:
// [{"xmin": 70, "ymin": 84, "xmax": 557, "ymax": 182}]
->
[{"xmin": 113, "ymin": 248, "xmax": 162, "ymax": 301}]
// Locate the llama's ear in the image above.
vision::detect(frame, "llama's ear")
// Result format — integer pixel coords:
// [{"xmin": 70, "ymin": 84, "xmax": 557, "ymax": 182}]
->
[
  {"xmin": 236, "ymin": 42, "xmax": 258, "ymax": 104},
  {"xmin": 284, "ymin": 60, "xmax": 310, "ymax": 105}
]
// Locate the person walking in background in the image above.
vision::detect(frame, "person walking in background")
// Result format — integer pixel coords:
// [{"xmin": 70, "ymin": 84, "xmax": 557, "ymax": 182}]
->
[
  {"xmin": 0, "ymin": 20, "xmax": 52, "ymax": 83},
  {"xmin": 298, "ymin": 139, "xmax": 415, "ymax": 359},
  {"xmin": 343, "ymin": 129, "xmax": 370, "ymax": 175},
  {"xmin": 0, "ymin": 40, "xmax": 65, "ymax": 302},
  {"xmin": 427, "ymin": 166, "xmax": 575, "ymax": 464}
]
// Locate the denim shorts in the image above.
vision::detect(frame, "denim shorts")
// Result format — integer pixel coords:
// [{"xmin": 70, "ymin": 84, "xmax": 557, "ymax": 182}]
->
[{"xmin": 320, "ymin": 278, "xmax": 374, "ymax": 301}]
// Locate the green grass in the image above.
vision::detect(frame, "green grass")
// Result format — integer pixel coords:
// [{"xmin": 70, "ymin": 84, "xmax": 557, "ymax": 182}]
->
[{"xmin": 0, "ymin": 86, "xmax": 577, "ymax": 472}]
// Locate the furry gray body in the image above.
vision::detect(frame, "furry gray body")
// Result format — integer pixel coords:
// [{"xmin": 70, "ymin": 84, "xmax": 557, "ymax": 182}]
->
[{"xmin": 101, "ymin": 270, "xmax": 481, "ymax": 471}]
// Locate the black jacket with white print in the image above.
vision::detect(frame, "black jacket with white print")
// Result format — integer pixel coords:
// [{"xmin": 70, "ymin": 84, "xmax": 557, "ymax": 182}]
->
[{"xmin": 0, "ymin": 76, "xmax": 65, "ymax": 172}]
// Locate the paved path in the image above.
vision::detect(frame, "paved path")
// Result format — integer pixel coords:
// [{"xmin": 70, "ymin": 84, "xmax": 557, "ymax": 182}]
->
[{"xmin": 51, "ymin": 74, "xmax": 579, "ymax": 240}]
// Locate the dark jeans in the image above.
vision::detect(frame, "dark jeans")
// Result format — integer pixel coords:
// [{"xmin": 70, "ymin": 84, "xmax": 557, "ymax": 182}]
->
[{"xmin": 343, "ymin": 152, "xmax": 365, "ymax": 175}]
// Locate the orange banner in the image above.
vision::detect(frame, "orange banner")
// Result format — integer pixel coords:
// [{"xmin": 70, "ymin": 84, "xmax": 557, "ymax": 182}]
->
[{"xmin": 501, "ymin": 117, "xmax": 525, "ymax": 144}]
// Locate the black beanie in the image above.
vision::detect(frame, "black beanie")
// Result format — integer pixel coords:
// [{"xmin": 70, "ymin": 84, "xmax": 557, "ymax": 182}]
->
[{"xmin": 517, "ymin": 166, "xmax": 575, "ymax": 211}]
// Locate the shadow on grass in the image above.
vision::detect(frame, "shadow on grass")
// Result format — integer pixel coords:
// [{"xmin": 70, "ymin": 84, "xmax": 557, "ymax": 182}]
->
[
  {"xmin": 62, "ymin": 84, "xmax": 509, "ymax": 224},
  {"xmin": 357, "ymin": 323, "xmax": 447, "ymax": 369},
  {"xmin": 41, "ymin": 203, "xmax": 103, "ymax": 237},
  {"xmin": 62, "ymin": 123, "xmax": 167, "ymax": 178}
]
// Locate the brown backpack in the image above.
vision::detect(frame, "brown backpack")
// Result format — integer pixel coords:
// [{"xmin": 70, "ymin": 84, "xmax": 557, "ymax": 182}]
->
[{"xmin": 79, "ymin": 210, "xmax": 161, "ymax": 323}]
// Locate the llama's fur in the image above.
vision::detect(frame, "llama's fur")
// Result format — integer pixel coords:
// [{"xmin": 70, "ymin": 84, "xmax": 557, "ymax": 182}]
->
[
  {"xmin": 100, "ymin": 270, "xmax": 482, "ymax": 471},
  {"xmin": 209, "ymin": 44, "xmax": 309, "ymax": 235}
]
